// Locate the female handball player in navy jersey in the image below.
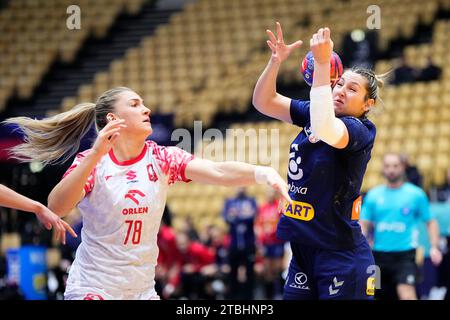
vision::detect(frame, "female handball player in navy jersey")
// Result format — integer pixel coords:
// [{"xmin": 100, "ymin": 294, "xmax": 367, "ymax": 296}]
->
[
  {"xmin": 4, "ymin": 87, "xmax": 291, "ymax": 300},
  {"xmin": 253, "ymin": 23, "xmax": 386, "ymax": 300}
]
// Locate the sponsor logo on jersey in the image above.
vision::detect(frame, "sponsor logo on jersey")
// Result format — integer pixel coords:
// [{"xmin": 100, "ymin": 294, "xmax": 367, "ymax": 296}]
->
[
  {"xmin": 125, "ymin": 170, "xmax": 139, "ymax": 184},
  {"xmin": 124, "ymin": 189, "xmax": 145, "ymax": 205},
  {"xmin": 377, "ymin": 222, "xmax": 406, "ymax": 233},
  {"xmin": 366, "ymin": 277, "xmax": 375, "ymax": 296},
  {"xmin": 84, "ymin": 293, "xmax": 104, "ymax": 300},
  {"xmin": 289, "ymin": 272, "xmax": 310, "ymax": 290},
  {"xmin": 122, "ymin": 207, "xmax": 149, "ymax": 215},
  {"xmin": 284, "ymin": 201, "xmax": 314, "ymax": 221},
  {"xmin": 126, "ymin": 170, "xmax": 137, "ymax": 180},
  {"xmin": 305, "ymin": 126, "xmax": 321, "ymax": 144},
  {"xmin": 288, "ymin": 145, "xmax": 303, "ymax": 181},
  {"xmin": 351, "ymin": 196, "xmax": 362, "ymax": 220},
  {"xmin": 288, "ymin": 184, "xmax": 308, "ymax": 195},
  {"xmin": 402, "ymin": 207, "xmax": 411, "ymax": 216},
  {"xmin": 147, "ymin": 164, "xmax": 158, "ymax": 182},
  {"xmin": 329, "ymin": 277, "xmax": 344, "ymax": 295}
]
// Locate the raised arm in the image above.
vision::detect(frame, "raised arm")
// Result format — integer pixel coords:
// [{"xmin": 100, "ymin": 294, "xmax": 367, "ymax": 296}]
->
[
  {"xmin": 252, "ymin": 22, "xmax": 302, "ymax": 123},
  {"xmin": 185, "ymin": 158, "xmax": 292, "ymax": 204},
  {"xmin": 48, "ymin": 119, "xmax": 126, "ymax": 217},
  {"xmin": 310, "ymin": 27, "xmax": 349, "ymax": 149}
]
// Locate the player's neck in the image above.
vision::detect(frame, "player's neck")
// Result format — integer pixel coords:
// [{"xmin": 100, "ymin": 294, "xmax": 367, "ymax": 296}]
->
[
  {"xmin": 387, "ymin": 180, "xmax": 404, "ymax": 189},
  {"xmin": 112, "ymin": 139, "xmax": 146, "ymax": 163}
]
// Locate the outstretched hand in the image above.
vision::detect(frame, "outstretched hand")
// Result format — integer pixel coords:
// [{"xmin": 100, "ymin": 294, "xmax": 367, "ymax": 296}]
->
[
  {"xmin": 266, "ymin": 21, "xmax": 303, "ymax": 63},
  {"xmin": 91, "ymin": 119, "xmax": 126, "ymax": 157},
  {"xmin": 256, "ymin": 166, "xmax": 292, "ymax": 212},
  {"xmin": 310, "ymin": 27, "xmax": 333, "ymax": 65},
  {"xmin": 35, "ymin": 204, "xmax": 77, "ymax": 245}
]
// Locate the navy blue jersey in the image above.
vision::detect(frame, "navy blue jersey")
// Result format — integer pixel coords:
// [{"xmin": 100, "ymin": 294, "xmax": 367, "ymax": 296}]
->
[
  {"xmin": 277, "ymin": 99, "xmax": 376, "ymax": 250},
  {"xmin": 222, "ymin": 195, "xmax": 257, "ymax": 251}
]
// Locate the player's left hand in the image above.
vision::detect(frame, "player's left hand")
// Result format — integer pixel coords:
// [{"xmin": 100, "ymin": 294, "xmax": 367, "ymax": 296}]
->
[
  {"xmin": 310, "ymin": 27, "xmax": 333, "ymax": 65},
  {"xmin": 430, "ymin": 246, "xmax": 442, "ymax": 266}
]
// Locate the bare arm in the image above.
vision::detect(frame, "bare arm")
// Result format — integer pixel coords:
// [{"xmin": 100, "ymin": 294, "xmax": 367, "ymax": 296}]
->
[
  {"xmin": 252, "ymin": 22, "xmax": 302, "ymax": 123},
  {"xmin": 427, "ymin": 219, "xmax": 442, "ymax": 266},
  {"xmin": 310, "ymin": 27, "xmax": 349, "ymax": 149},
  {"xmin": 48, "ymin": 151, "xmax": 101, "ymax": 217},
  {"xmin": 0, "ymin": 184, "xmax": 77, "ymax": 243},
  {"xmin": 48, "ymin": 119, "xmax": 126, "ymax": 217},
  {"xmin": 185, "ymin": 158, "xmax": 292, "ymax": 204},
  {"xmin": 0, "ymin": 184, "xmax": 45, "ymax": 214}
]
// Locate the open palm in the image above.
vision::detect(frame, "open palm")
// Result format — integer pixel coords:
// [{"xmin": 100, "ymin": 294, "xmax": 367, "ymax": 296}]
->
[{"xmin": 266, "ymin": 22, "xmax": 303, "ymax": 63}]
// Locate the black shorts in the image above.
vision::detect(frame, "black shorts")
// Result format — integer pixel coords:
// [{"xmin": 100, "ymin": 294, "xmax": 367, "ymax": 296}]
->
[{"xmin": 373, "ymin": 249, "xmax": 417, "ymax": 299}]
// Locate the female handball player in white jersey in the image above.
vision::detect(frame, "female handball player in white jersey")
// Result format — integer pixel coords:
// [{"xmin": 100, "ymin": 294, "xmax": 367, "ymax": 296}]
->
[
  {"xmin": 253, "ymin": 24, "xmax": 386, "ymax": 299},
  {"xmin": 4, "ymin": 87, "xmax": 291, "ymax": 300}
]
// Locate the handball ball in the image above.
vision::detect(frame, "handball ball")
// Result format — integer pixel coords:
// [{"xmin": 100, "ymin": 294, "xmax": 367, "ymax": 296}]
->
[{"xmin": 301, "ymin": 51, "xmax": 343, "ymax": 87}]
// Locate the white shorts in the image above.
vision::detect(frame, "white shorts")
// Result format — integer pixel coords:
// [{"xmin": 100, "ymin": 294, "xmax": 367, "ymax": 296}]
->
[{"xmin": 64, "ymin": 286, "xmax": 160, "ymax": 300}]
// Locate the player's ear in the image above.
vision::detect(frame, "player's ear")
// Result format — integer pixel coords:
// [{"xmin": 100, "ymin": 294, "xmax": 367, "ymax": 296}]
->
[
  {"xmin": 364, "ymin": 98, "xmax": 375, "ymax": 111},
  {"xmin": 106, "ymin": 113, "xmax": 116, "ymax": 122}
]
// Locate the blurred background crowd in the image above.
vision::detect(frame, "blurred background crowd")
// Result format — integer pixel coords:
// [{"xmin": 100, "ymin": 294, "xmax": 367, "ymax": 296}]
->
[{"xmin": 0, "ymin": 0, "xmax": 450, "ymax": 299}]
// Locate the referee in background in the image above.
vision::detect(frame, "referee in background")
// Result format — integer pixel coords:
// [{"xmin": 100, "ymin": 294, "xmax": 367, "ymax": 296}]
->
[{"xmin": 361, "ymin": 153, "xmax": 442, "ymax": 300}]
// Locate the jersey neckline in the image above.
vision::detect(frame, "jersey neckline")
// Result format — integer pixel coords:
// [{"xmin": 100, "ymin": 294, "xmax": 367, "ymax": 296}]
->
[{"xmin": 108, "ymin": 143, "xmax": 148, "ymax": 166}]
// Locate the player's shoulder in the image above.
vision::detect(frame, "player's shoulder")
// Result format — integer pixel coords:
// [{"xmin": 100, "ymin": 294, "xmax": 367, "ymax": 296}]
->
[
  {"xmin": 145, "ymin": 140, "xmax": 168, "ymax": 158},
  {"xmin": 403, "ymin": 182, "xmax": 427, "ymax": 197},
  {"xmin": 340, "ymin": 115, "xmax": 375, "ymax": 131},
  {"xmin": 340, "ymin": 116, "xmax": 376, "ymax": 145},
  {"xmin": 291, "ymin": 99, "xmax": 310, "ymax": 109},
  {"xmin": 72, "ymin": 148, "xmax": 98, "ymax": 164},
  {"xmin": 366, "ymin": 184, "xmax": 386, "ymax": 198},
  {"xmin": 76, "ymin": 148, "xmax": 93, "ymax": 158},
  {"xmin": 145, "ymin": 140, "xmax": 160, "ymax": 152}
]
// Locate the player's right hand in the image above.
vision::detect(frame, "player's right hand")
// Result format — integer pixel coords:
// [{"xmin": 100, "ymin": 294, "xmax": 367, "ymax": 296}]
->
[
  {"xmin": 91, "ymin": 119, "xmax": 126, "ymax": 156},
  {"xmin": 35, "ymin": 204, "xmax": 77, "ymax": 245},
  {"xmin": 266, "ymin": 21, "xmax": 303, "ymax": 64},
  {"xmin": 310, "ymin": 27, "xmax": 333, "ymax": 65}
]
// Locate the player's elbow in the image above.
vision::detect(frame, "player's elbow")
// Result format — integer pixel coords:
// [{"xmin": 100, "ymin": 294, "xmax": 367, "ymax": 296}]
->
[
  {"xmin": 48, "ymin": 191, "xmax": 72, "ymax": 217},
  {"xmin": 311, "ymin": 122, "xmax": 332, "ymax": 142},
  {"xmin": 252, "ymin": 93, "xmax": 275, "ymax": 116},
  {"xmin": 311, "ymin": 119, "xmax": 346, "ymax": 146},
  {"xmin": 252, "ymin": 95, "xmax": 265, "ymax": 114}
]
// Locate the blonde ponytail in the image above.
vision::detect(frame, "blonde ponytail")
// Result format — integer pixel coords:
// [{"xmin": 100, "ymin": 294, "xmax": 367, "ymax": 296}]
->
[
  {"xmin": 3, "ymin": 87, "xmax": 132, "ymax": 166},
  {"xmin": 3, "ymin": 102, "xmax": 96, "ymax": 165}
]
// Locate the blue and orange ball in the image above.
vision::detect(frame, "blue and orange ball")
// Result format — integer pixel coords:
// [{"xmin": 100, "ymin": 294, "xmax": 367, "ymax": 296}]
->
[{"xmin": 301, "ymin": 51, "xmax": 344, "ymax": 87}]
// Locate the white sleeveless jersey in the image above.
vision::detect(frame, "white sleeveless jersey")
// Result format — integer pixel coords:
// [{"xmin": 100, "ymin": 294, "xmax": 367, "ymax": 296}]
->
[{"xmin": 63, "ymin": 140, "xmax": 194, "ymax": 292}]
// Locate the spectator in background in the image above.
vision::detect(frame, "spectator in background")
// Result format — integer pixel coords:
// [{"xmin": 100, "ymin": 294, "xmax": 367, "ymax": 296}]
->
[
  {"xmin": 392, "ymin": 55, "xmax": 417, "ymax": 85},
  {"xmin": 179, "ymin": 216, "xmax": 200, "ymax": 242},
  {"xmin": 255, "ymin": 189, "xmax": 285, "ymax": 299},
  {"xmin": 435, "ymin": 168, "xmax": 450, "ymax": 203},
  {"xmin": 417, "ymin": 56, "xmax": 442, "ymax": 82},
  {"xmin": 222, "ymin": 187, "xmax": 258, "ymax": 299},
  {"xmin": 200, "ymin": 224, "xmax": 230, "ymax": 299},
  {"xmin": 173, "ymin": 231, "xmax": 216, "ymax": 299},
  {"xmin": 400, "ymin": 154, "xmax": 423, "ymax": 188},
  {"xmin": 155, "ymin": 218, "xmax": 179, "ymax": 299},
  {"xmin": 361, "ymin": 153, "xmax": 442, "ymax": 300}
]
